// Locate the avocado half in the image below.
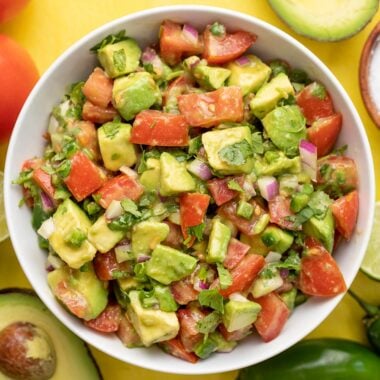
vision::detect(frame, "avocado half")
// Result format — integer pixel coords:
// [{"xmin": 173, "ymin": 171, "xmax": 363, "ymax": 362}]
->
[
  {"xmin": 0, "ymin": 289, "xmax": 102, "ymax": 380},
  {"xmin": 268, "ymin": 0, "xmax": 379, "ymax": 41}
]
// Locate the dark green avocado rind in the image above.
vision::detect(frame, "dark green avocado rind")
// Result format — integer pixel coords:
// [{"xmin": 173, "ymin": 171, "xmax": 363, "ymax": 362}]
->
[
  {"xmin": 268, "ymin": 0, "xmax": 379, "ymax": 42},
  {"xmin": 0, "ymin": 288, "xmax": 103, "ymax": 380}
]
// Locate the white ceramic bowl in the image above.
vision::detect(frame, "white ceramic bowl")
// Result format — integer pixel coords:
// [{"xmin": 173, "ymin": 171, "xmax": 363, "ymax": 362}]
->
[{"xmin": 4, "ymin": 5, "xmax": 375, "ymax": 375}]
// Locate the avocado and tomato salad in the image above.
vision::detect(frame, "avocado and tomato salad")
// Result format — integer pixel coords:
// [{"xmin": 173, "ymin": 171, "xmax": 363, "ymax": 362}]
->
[
  {"xmin": 0, "ymin": 289, "xmax": 101, "ymax": 380},
  {"xmin": 15, "ymin": 20, "xmax": 359, "ymax": 363}
]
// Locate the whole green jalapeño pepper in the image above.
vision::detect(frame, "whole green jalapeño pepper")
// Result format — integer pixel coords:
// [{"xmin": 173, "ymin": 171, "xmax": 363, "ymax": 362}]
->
[
  {"xmin": 349, "ymin": 290, "xmax": 380, "ymax": 354},
  {"xmin": 237, "ymin": 339, "xmax": 380, "ymax": 380}
]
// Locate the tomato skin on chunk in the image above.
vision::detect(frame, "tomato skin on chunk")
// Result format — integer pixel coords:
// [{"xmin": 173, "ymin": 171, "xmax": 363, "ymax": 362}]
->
[
  {"xmin": 82, "ymin": 67, "xmax": 113, "ymax": 108},
  {"xmin": 178, "ymin": 86, "xmax": 244, "ymax": 128},
  {"xmin": 268, "ymin": 195, "xmax": 301, "ymax": 231},
  {"xmin": 331, "ymin": 190, "xmax": 359, "ymax": 241},
  {"xmin": 307, "ymin": 113, "xmax": 342, "ymax": 157},
  {"xmin": 224, "ymin": 238, "xmax": 250, "ymax": 270},
  {"xmin": 96, "ymin": 174, "xmax": 144, "ymax": 209},
  {"xmin": 254, "ymin": 292, "xmax": 290, "ymax": 342},
  {"xmin": 32, "ymin": 167, "xmax": 55, "ymax": 200},
  {"xmin": 131, "ymin": 110, "xmax": 189, "ymax": 146},
  {"xmin": 299, "ymin": 237, "xmax": 347, "ymax": 297},
  {"xmin": 82, "ymin": 100, "xmax": 118, "ymax": 124},
  {"xmin": 160, "ymin": 338, "xmax": 199, "ymax": 363},
  {"xmin": 203, "ymin": 27, "xmax": 256, "ymax": 65},
  {"xmin": 171, "ymin": 277, "xmax": 199, "ymax": 305},
  {"xmin": 177, "ymin": 308, "xmax": 206, "ymax": 352},
  {"xmin": 296, "ymin": 82, "xmax": 335, "ymax": 125},
  {"xmin": 207, "ymin": 176, "xmax": 244, "ymax": 206},
  {"xmin": 64, "ymin": 151, "xmax": 104, "ymax": 202}
]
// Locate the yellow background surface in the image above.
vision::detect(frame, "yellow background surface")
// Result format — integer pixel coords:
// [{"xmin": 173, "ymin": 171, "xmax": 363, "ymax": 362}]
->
[{"xmin": 0, "ymin": 1, "xmax": 379, "ymax": 379}]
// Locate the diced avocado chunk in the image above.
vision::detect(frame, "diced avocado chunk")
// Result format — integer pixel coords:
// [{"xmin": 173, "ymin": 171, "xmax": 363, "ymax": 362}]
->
[
  {"xmin": 261, "ymin": 226, "xmax": 294, "ymax": 254},
  {"xmin": 193, "ymin": 64, "xmax": 231, "ymax": 90},
  {"xmin": 145, "ymin": 244, "xmax": 198, "ymax": 285},
  {"xmin": 88, "ymin": 214, "xmax": 124, "ymax": 253},
  {"xmin": 227, "ymin": 55, "xmax": 271, "ymax": 95},
  {"xmin": 223, "ymin": 300, "xmax": 262, "ymax": 332},
  {"xmin": 251, "ymin": 269, "xmax": 284, "ymax": 298},
  {"xmin": 254, "ymin": 151, "xmax": 301, "ymax": 177},
  {"xmin": 112, "ymin": 72, "xmax": 161, "ymax": 121},
  {"xmin": 237, "ymin": 200, "xmax": 254, "ymax": 219},
  {"xmin": 159, "ymin": 152, "xmax": 196, "ymax": 196},
  {"xmin": 303, "ymin": 208, "xmax": 335, "ymax": 252},
  {"xmin": 140, "ymin": 158, "xmax": 161, "ymax": 191},
  {"xmin": 279, "ymin": 287, "xmax": 297, "ymax": 310},
  {"xmin": 241, "ymin": 233, "xmax": 270, "ymax": 256},
  {"xmin": 98, "ymin": 121, "xmax": 137, "ymax": 171},
  {"xmin": 290, "ymin": 192, "xmax": 310, "ymax": 213},
  {"xmin": 49, "ymin": 199, "xmax": 96, "ymax": 269},
  {"xmin": 131, "ymin": 221, "xmax": 169, "ymax": 255},
  {"xmin": 127, "ymin": 290, "xmax": 179, "ymax": 346},
  {"xmin": 250, "ymin": 72, "xmax": 294, "ymax": 119},
  {"xmin": 262, "ymin": 105, "xmax": 306, "ymax": 157},
  {"xmin": 98, "ymin": 39, "xmax": 141, "ymax": 78},
  {"xmin": 118, "ymin": 277, "xmax": 139, "ymax": 292},
  {"xmin": 202, "ymin": 126, "xmax": 254, "ymax": 175},
  {"xmin": 194, "ymin": 334, "xmax": 219, "ymax": 359},
  {"xmin": 154, "ymin": 285, "xmax": 178, "ymax": 312},
  {"xmin": 211, "ymin": 331, "xmax": 237, "ymax": 352},
  {"xmin": 47, "ymin": 264, "xmax": 108, "ymax": 321},
  {"xmin": 207, "ymin": 219, "xmax": 231, "ymax": 263}
]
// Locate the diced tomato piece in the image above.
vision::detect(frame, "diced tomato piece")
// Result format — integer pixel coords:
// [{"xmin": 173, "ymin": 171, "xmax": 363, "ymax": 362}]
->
[
  {"xmin": 254, "ymin": 292, "xmax": 290, "ymax": 342},
  {"xmin": 54, "ymin": 280, "xmax": 90, "ymax": 320},
  {"xmin": 317, "ymin": 155, "xmax": 358, "ymax": 198},
  {"xmin": 64, "ymin": 151, "xmax": 104, "ymax": 202},
  {"xmin": 178, "ymin": 86, "xmax": 244, "ymax": 128},
  {"xmin": 268, "ymin": 195, "xmax": 301, "ymax": 231},
  {"xmin": 219, "ymin": 323, "xmax": 252, "ymax": 342},
  {"xmin": 96, "ymin": 174, "xmax": 144, "ymax": 209},
  {"xmin": 203, "ymin": 27, "xmax": 256, "ymax": 64},
  {"xmin": 163, "ymin": 221, "xmax": 183, "ymax": 248},
  {"xmin": 130, "ymin": 110, "xmax": 189, "ymax": 146},
  {"xmin": 177, "ymin": 308, "xmax": 206, "ymax": 352},
  {"xmin": 171, "ymin": 276, "xmax": 199, "ymax": 305},
  {"xmin": 215, "ymin": 254, "xmax": 265, "ymax": 297},
  {"xmin": 68, "ymin": 120, "xmax": 100, "ymax": 161},
  {"xmin": 224, "ymin": 238, "xmax": 250, "ymax": 270},
  {"xmin": 179, "ymin": 193, "xmax": 210, "ymax": 244},
  {"xmin": 299, "ymin": 237, "xmax": 347, "ymax": 297},
  {"xmin": 160, "ymin": 338, "xmax": 199, "ymax": 363},
  {"xmin": 32, "ymin": 167, "xmax": 55, "ymax": 200},
  {"xmin": 163, "ymin": 74, "xmax": 195, "ymax": 109},
  {"xmin": 82, "ymin": 67, "xmax": 113, "ymax": 108},
  {"xmin": 331, "ymin": 190, "xmax": 359, "ymax": 240},
  {"xmin": 93, "ymin": 250, "xmax": 132, "ymax": 281},
  {"xmin": 117, "ymin": 314, "xmax": 142, "ymax": 347},
  {"xmin": 296, "ymin": 82, "xmax": 335, "ymax": 124},
  {"xmin": 85, "ymin": 303, "xmax": 122, "ymax": 333},
  {"xmin": 307, "ymin": 113, "xmax": 342, "ymax": 157},
  {"xmin": 22, "ymin": 158, "xmax": 42, "ymax": 171},
  {"xmin": 82, "ymin": 100, "xmax": 118, "ymax": 124},
  {"xmin": 218, "ymin": 199, "xmax": 268, "ymax": 236},
  {"xmin": 160, "ymin": 20, "xmax": 204, "ymax": 65},
  {"xmin": 207, "ymin": 176, "xmax": 244, "ymax": 206}
]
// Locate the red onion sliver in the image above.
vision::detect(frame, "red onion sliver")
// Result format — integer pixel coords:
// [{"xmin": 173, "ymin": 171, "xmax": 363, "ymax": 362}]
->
[
  {"xmin": 141, "ymin": 47, "xmax": 157, "ymax": 63},
  {"xmin": 137, "ymin": 254, "xmax": 151, "ymax": 263},
  {"xmin": 299, "ymin": 139, "xmax": 317, "ymax": 181},
  {"xmin": 182, "ymin": 24, "xmax": 199, "ymax": 44},
  {"xmin": 257, "ymin": 176, "xmax": 279, "ymax": 201},
  {"xmin": 187, "ymin": 159, "xmax": 213, "ymax": 181},
  {"xmin": 300, "ymin": 139, "xmax": 317, "ymax": 154},
  {"xmin": 235, "ymin": 56, "xmax": 250, "ymax": 66},
  {"xmin": 280, "ymin": 268, "xmax": 290, "ymax": 279},
  {"xmin": 119, "ymin": 166, "xmax": 138, "ymax": 179},
  {"xmin": 40, "ymin": 191, "xmax": 55, "ymax": 212}
]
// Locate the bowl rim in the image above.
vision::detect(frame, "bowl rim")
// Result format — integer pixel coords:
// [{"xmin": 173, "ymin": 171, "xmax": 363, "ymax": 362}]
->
[{"xmin": 4, "ymin": 4, "xmax": 376, "ymax": 375}]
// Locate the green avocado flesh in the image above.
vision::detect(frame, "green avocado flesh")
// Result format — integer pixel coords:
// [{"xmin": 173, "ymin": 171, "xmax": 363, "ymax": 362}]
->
[
  {"xmin": 0, "ymin": 289, "xmax": 101, "ymax": 380},
  {"xmin": 269, "ymin": 0, "xmax": 379, "ymax": 41}
]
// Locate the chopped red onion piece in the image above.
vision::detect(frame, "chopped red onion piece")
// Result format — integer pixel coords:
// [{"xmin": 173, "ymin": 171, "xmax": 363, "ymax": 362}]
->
[
  {"xmin": 280, "ymin": 268, "xmax": 290, "ymax": 279},
  {"xmin": 40, "ymin": 191, "xmax": 55, "ymax": 212},
  {"xmin": 187, "ymin": 159, "xmax": 212, "ymax": 181},
  {"xmin": 119, "ymin": 166, "xmax": 138, "ymax": 179},
  {"xmin": 37, "ymin": 218, "xmax": 55, "ymax": 240},
  {"xmin": 105, "ymin": 200, "xmax": 123, "ymax": 220},
  {"xmin": 299, "ymin": 139, "xmax": 317, "ymax": 181},
  {"xmin": 141, "ymin": 47, "xmax": 157, "ymax": 63},
  {"xmin": 229, "ymin": 293, "xmax": 248, "ymax": 302},
  {"xmin": 235, "ymin": 56, "xmax": 250, "ymax": 66},
  {"xmin": 182, "ymin": 24, "xmax": 199, "ymax": 44},
  {"xmin": 257, "ymin": 176, "xmax": 279, "ymax": 201},
  {"xmin": 137, "ymin": 254, "xmax": 151, "ymax": 263},
  {"xmin": 194, "ymin": 278, "xmax": 209, "ymax": 292},
  {"xmin": 46, "ymin": 265, "xmax": 55, "ymax": 273}
]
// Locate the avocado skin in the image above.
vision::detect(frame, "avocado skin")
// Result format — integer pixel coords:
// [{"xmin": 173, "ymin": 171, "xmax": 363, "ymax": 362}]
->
[{"xmin": 0, "ymin": 288, "xmax": 102, "ymax": 380}]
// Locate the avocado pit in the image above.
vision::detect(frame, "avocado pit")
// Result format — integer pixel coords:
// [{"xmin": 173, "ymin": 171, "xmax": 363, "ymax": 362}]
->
[{"xmin": 0, "ymin": 321, "xmax": 56, "ymax": 380}]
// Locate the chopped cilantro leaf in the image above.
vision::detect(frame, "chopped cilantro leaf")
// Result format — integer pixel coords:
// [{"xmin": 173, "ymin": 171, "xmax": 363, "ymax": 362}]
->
[
  {"xmin": 187, "ymin": 223, "xmax": 205, "ymax": 242},
  {"xmin": 198, "ymin": 289, "xmax": 224, "ymax": 314},
  {"xmin": 90, "ymin": 30, "xmax": 128, "ymax": 52},
  {"xmin": 210, "ymin": 22, "xmax": 226, "ymax": 37},
  {"xmin": 196, "ymin": 311, "xmax": 222, "ymax": 334},
  {"xmin": 311, "ymin": 83, "xmax": 327, "ymax": 99},
  {"xmin": 121, "ymin": 199, "xmax": 141, "ymax": 217},
  {"xmin": 218, "ymin": 140, "xmax": 253, "ymax": 166},
  {"xmin": 251, "ymin": 132, "xmax": 264, "ymax": 154}
]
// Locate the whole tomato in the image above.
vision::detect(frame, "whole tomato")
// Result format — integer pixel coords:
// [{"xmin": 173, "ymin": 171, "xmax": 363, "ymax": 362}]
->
[
  {"xmin": 0, "ymin": 0, "xmax": 29, "ymax": 23},
  {"xmin": 0, "ymin": 34, "xmax": 39, "ymax": 141}
]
